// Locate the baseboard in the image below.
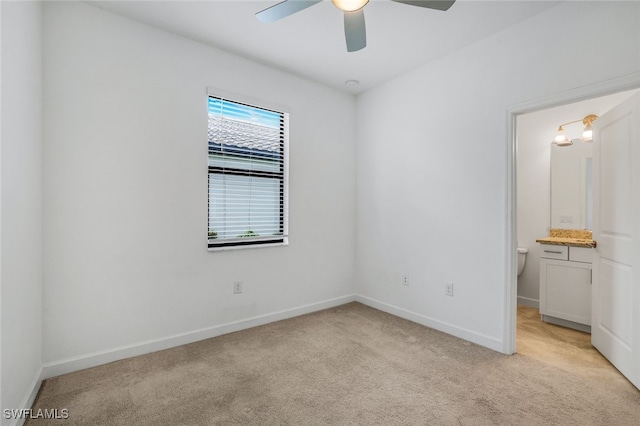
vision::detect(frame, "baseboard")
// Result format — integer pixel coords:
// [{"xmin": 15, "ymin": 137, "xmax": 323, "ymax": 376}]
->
[
  {"xmin": 41, "ymin": 293, "xmax": 508, "ymax": 379},
  {"xmin": 7, "ymin": 367, "xmax": 43, "ymax": 426},
  {"xmin": 355, "ymin": 295, "xmax": 504, "ymax": 352},
  {"xmin": 541, "ymin": 315, "xmax": 591, "ymax": 333},
  {"xmin": 41, "ymin": 294, "xmax": 356, "ymax": 379},
  {"xmin": 517, "ymin": 296, "xmax": 539, "ymax": 309}
]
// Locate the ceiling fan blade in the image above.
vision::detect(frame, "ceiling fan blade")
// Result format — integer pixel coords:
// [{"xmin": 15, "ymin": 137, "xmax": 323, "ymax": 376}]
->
[
  {"xmin": 344, "ymin": 9, "xmax": 366, "ymax": 52},
  {"xmin": 390, "ymin": 0, "xmax": 456, "ymax": 12},
  {"xmin": 256, "ymin": 0, "xmax": 323, "ymax": 23}
]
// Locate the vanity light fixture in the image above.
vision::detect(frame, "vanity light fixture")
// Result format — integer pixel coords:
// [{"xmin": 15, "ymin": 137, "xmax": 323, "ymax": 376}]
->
[{"xmin": 552, "ymin": 114, "xmax": 598, "ymax": 146}]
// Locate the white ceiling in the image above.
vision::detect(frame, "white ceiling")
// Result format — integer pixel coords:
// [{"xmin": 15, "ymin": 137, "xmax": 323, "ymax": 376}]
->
[{"xmin": 87, "ymin": 0, "xmax": 561, "ymax": 94}]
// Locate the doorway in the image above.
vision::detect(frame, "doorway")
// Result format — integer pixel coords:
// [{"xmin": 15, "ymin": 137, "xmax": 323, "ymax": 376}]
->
[
  {"xmin": 504, "ymin": 73, "xmax": 640, "ymax": 358},
  {"xmin": 512, "ymin": 90, "xmax": 638, "ymax": 378},
  {"xmin": 515, "ymin": 91, "xmax": 637, "ymax": 313}
]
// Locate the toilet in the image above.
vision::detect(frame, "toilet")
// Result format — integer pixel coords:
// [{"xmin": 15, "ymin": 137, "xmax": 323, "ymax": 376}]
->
[{"xmin": 517, "ymin": 248, "xmax": 528, "ymax": 276}]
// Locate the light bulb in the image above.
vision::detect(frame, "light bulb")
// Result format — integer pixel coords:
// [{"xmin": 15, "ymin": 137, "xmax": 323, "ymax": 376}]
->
[
  {"xmin": 553, "ymin": 127, "xmax": 572, "ymax": 146},
  {"xmin": 581, "ymin": 114, "xmax": 597, "ymax": 142},
  {"xmin": 581, "ymin": 124, "xmax": 593, "ymax": 142},
  {"xmin": 553, "ymin": 126, "xmax": 569, "ymax": 146},
  {"xmin": 332, "ymin": 0, "xmax": 369, "ymax": 12}
]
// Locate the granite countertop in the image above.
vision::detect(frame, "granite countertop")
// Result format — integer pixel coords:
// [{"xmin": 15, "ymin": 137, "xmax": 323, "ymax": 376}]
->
[
  {"xmin": 536, "ymin": 228, "xmax": 597, "ymax": 248},
  {"xmin": 536, "ymin": 237, "xmax": 597, "ymax": 248}
]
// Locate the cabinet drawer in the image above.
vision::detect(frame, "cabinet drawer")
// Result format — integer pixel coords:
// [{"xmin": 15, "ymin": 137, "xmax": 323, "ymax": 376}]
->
[
  {"xmin": 569, "ymin": 247, "xmax": 592, "ymax": 263},
  {"xmin": 540, "ymin": 244, "xmax": 568, "ymax": 260}
]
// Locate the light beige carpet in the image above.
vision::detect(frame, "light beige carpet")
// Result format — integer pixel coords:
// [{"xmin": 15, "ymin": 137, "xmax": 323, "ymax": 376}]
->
[{"xmin": 28, "ymin": 303, "xmax": 640, "ymax": 425}]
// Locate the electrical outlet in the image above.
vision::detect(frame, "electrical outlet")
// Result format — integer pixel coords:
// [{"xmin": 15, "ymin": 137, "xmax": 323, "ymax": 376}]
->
[
  {"xmin": 445, "ymin": 283, "xmax": 454, "ymax": 297},
  {"xmin": 233, "ymin": 281, "xmax": 243, "ymax": 294},
  {"xmin": 403, "ymin": 276, "xmax": 409, "ymax": 286}
]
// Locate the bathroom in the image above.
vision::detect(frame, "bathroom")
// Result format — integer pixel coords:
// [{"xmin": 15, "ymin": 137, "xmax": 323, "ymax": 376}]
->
[{"xmin": 515, "ymin": 88, "xmax": 639, "ymax": 369}]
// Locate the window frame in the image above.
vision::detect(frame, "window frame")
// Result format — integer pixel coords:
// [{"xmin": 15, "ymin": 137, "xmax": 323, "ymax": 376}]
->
[{"xmin": 206, "ymin": 88, "xmax": 290, "ymax": 251}]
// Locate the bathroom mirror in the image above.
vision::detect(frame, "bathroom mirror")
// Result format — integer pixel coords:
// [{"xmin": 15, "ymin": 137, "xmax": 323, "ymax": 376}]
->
[{"xmin": 550, "ymin": 141, "xmax": 593, "ymax": 230}]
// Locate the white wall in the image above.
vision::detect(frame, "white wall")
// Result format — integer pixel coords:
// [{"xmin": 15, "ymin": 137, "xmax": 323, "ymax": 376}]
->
[
  {"xmin": 6, "ymin": 0, "xmax": 639, "ymax": 390},
  {"xmin": 516, "ymin": 90, "xmax": 638, "ymax": 308},
  {"xmin": 355, "ymin": 1, "xmax": 640, "ymax": 351},
  {"xmin": 41, "ymin": 2, "xmax": 356, "ymax": 372},
  {"xmin": 1, "ymin": 1, "xmax": 43, "ymax": 423}
]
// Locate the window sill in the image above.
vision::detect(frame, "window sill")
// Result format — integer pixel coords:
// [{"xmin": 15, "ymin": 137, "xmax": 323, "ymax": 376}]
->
[{"xmin": 207, "ymin": 238, "xmax": 289, "ymax": 252}]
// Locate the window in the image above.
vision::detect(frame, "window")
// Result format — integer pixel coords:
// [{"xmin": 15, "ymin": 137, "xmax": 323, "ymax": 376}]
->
[{"xmin": 207, "ymin": 91, "xmax": 289, "ymax": 249}]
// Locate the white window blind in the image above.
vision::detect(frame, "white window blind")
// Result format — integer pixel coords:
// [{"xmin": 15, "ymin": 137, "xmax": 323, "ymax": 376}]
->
[{"xmin": 207, "ymin": 94, "xmax": 289, "ymax": 249}]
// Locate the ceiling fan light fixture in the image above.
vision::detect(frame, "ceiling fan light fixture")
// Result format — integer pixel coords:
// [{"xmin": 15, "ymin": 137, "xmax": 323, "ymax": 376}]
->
[
  {"xmin": 256, "ymin": 0, "xmax": 456, "ymax": 52},
  {"xmin": 332, "ymin": 0, "xmax": 369, "ymax": 12}
]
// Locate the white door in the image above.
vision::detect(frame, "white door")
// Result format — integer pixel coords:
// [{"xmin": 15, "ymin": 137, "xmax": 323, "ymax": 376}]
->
[{"xmin": 592, "ymin": 92, "xmax": 640, "ymax": 389}]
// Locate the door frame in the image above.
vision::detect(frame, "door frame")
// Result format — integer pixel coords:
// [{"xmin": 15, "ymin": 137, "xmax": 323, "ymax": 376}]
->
[{"xmin": 503, "ymin": 72, "xmax": 640, "ymax": 355}]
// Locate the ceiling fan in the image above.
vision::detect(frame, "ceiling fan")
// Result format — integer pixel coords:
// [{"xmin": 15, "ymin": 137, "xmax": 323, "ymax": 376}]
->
[{"xmin": 256, "ymin": 0, "xmax": 456, "ymax": 52}]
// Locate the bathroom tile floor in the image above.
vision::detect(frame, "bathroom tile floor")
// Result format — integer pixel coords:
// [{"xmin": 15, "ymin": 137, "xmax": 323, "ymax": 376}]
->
[{"xmin": 516, "ymin": 305, "xmax": 629, "ymax": 385}]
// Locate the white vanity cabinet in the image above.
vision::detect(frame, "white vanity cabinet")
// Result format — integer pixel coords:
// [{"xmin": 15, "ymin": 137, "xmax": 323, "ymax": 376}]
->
[{"xmin": 539, "ymin": 244, "xmax": 592, "ymax": 332}]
